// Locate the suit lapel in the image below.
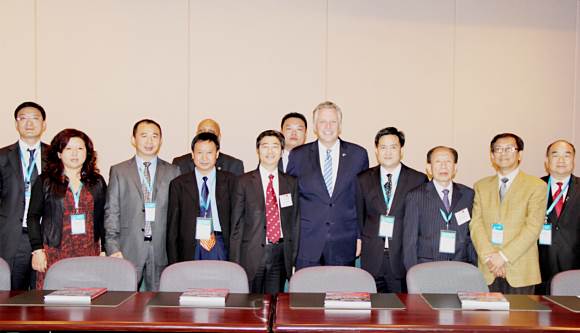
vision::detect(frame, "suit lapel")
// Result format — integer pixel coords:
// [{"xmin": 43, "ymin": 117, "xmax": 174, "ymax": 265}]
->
[
  {"xmin": 278, "ymin": 172, "xmax": 292, "ymax": 235},
  {"xmin": 152, "ymin": 160, "xmax": 165, "ymax": 200},
  {"xmin": 128, "ymin": 158, "xmax": 145, "ymax": 202},
  {"xmin": 332, "ymin": 140, "xmax": 349, "ymax": 197},
  {"xmin": 449, "ymin": 183, "xmax": 464, "ymax": 213},
  {"xmin": 8, "ymin": 143, "xmax": 24, "ymax": 192},
  {"xmin": 427, "ymin": 181, "xmax": 449, "ymax": 213},
  {"xmin": 556, "ymin": 176, "xmax": 578, "ymax": 223},
  {"xmin": 389, "ymin": 164, "xmax": 407, "ymax": 214},
  {"xmin": 371, "ymin": 166, "xmax": 388, "ymax": 213},
  {"xmin": 500, "ymin": 172, "xmax": 524, "ymax": 217},
  {"xmin": 309, "ymin": 142, "xmax": 329, "ymax": 199}
]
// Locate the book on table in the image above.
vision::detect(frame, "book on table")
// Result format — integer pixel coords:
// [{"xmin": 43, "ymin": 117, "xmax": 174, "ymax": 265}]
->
[
  {"xmin": 324, "ymin": 292, "xmax": 371, "ymax": 309},
  {"xmin": 458, "ymin": 291, "xmax": 510, "ymax": 310},
  {"xmin": 179, "ymin": 288, "xmax": 229, "ymax": 307},
  {"xmin": 44, "ymin": 287, "xmax": 108, "ymax": 305}
]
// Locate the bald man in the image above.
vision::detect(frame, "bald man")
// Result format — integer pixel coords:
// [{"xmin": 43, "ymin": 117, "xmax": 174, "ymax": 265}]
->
[{"xmin": 172, "ymin": 119, "xmax": 244, "ymax": 176}]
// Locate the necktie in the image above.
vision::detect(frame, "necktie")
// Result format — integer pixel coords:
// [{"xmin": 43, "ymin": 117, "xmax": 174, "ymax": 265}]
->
[
  {"xmin": 142, "ymin": 162, "xmax": 152, "ymax": 238},
  {"xmin": 499, "ymin": 177, "xmax": 509, "ymax": 202},
  {"xmin": 442, "ymin": 189, "xmax": 451, "ymax": 212},
  {"xmin": 266, "ymin": 174, "xmax": 281, "ymax": 244},
  {"xmin": 27, "ymin": 148, "xmax": 38, "ymax": 183},
  {"xmin": 323, "ymin": 149, "xmax": 333, "ymax": 196},
  {"xmin": 199, "ymin": 176, "xmax": 216, "ymax": 251},
  {"xmin": 554, "ymin": 182, "xmax": 564, "ymax": 218},
  {"xmin": 384, "ymin": 173, "xmax": 392, "ymax": 211}
]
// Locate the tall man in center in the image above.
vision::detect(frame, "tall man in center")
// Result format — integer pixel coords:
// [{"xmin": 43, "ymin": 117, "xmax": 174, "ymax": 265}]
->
[{"xmin": 287, "ymin": 101, "xmax": 369, "ymax": 269}]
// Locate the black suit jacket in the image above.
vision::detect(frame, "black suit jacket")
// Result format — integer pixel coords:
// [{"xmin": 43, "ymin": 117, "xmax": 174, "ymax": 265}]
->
[
  {"xmin": 166, "ymin": 170, "xmax": 236, "ymax": 264},
  {"xmin": 357, "ymin": 164, "xmax": 427, "ymax": 278},
  {"xmin": 402, "ymin": 181, "xmax": 477, "ymax": 270},
  {"xmin": 172, "ymin": 152, "xmax": 244, "ymax": 176},
  {"xmin": 230, "ymin": 169, "xmax": 300, "ymax": 281},
  {"xmin": 0, "ymin": 142, "xmax": 48, "ymax": 262},
  {"xmin": 540, "ymin": 175, "xmax": 580, "ymax": 281}
]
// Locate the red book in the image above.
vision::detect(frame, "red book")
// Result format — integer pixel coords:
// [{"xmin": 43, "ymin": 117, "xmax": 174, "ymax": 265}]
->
[{"xmin": 44, "ymin": 287, "xmax": 108, "ymax": 305}]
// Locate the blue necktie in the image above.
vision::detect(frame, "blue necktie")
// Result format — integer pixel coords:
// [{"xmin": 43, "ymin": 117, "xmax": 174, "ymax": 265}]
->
[
  {"xmin": 323, "ymin": 149, "xmax": 333, "ymax": 196},
  {"xmin": 201, "ymin": 176, "xmax": 212, "ymax": 218}
]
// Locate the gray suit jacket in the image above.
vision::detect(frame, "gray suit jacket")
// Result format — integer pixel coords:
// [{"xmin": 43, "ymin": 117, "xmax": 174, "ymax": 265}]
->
[{"xmin": 104, "ymin": 157, "xmax": 180, "ymax": 267}]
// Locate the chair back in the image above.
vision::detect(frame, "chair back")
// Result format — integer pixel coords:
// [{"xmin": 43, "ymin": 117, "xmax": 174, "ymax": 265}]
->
[
  {"xmin": 160, "ymin": 260, "xmax": 249, "ymax": 292},
  {"xmin": 0, "ymin": 257, "xmax": 10, "ymax": 290},
  {"xmin": 289, "ymin": 266, "xmax": 377, "ymax": 293},
  {"xmin": 551, "ymin": 269, "xmax": 580, "ymax": 296},
  {"xmin": 406, "ymin": 261, "xmax": 488, "ymax": 293}
]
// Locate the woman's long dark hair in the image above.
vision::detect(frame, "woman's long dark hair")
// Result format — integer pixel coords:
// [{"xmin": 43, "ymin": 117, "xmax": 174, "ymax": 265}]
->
[{"xmin": 46, "ymin": 128, "xmax": 100, "ymax": 185}]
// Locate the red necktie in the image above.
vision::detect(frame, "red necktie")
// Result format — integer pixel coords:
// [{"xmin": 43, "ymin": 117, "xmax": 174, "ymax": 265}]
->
[
  {"xmin": 554, "ymin": 182, "xmax": 564, "ymax": 218},
  {"xmin": 266, "ymin": 174, "xmax": 281, "ymax": 244}
]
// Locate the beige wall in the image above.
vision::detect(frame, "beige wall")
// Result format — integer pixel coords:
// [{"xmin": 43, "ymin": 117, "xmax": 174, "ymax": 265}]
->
[{"xmin": 1, "ymin": 0, "xmax": 578, "ymax": 185}]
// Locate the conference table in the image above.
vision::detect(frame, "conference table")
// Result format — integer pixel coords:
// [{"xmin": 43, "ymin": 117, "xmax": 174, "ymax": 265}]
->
[{"xmin": 0, "ymin": 291, "xmax": 271, "ymax": 332}]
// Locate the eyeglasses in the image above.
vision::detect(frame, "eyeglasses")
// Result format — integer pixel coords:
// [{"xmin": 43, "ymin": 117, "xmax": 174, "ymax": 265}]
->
[
  {"xmin": 16, "ymin": 116, "xmax": 42, "ymax": 122},
  {"xmin": 493, "ymin": 146, "xmax": 518, "ymax": 153}
]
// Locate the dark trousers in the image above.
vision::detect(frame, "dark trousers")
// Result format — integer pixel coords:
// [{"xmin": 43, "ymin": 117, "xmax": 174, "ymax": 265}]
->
[
  {"xmin": 375, "ymin": 250, "xmax": 403, "ymax": 293},
  {"xmin": 489, "ymin": 277, "xmax": 535, "ymax": 294},
  {"xmin": 295, "ymin": 242, "xmax": 355, "ymax": 270},
  {"xmin": 250, "ymin": 242, "xmax": 286, "ymax": 295},
  {"xmin": 194, "ymin": 233, "xmax": 228, "ymax": 261},
  {"xmin": 10, "ymin": 231, "xmax": 36, "ymax": 290}
]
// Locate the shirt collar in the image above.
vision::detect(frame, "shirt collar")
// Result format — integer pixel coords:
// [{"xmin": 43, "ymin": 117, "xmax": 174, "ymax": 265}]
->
[
  {"xmin": 498, "ymin": 167, "xmax": 519, "ymax": 183},
  {"xmin": 195, "ymin": 167, "xmax": 216, "ymax": 182},
  {"xmin": 135, "ymin": 155, "xmax": 158, "ymax": 168},
  {"xmin": 18, "ymin": 139, "xmax": 41, "ymax": 153},
  {"xmin": 433, "ymin": 180, "xmax": 453, "ymax": 194},
  {"xmin": 259, "ymin": 164, "xmax": 278, "ymax": 179},
  {"xmin": 380, "ymin": 163, "xmax": 402, "ymax": 185},
  {"xmin": 318, "ymin": 139, "xmax": 340, "ymax": 154}
]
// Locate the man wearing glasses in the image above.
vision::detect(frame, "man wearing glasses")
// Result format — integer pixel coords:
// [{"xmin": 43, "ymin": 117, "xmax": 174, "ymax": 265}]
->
[
  {"xmin": 0, "ymin": 102, "xmax": 48, "ymax": 290},
  {"xmin": 470, "ymin": 133, "xmax": 546, "ymax": 294}
]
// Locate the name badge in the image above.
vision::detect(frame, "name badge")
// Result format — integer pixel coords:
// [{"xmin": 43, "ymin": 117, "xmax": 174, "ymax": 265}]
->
[
  {"xmin": 195, "ymin": 217, "xmax": 212, "ymax": 240},
  {"xmin": 23, "ymin": 190, "xmax": 31, "ymax": 228},
  {"xmin": 491, "ymin": 223, "xmax": 504, "ymax": 245},
  {"xmin": 539, "ymin": 224, "xmax": 552, "ymax": 245},
  {"xmin": 144, "ymin": 203, "xmax": 156, "ymax": 222},
  {"xmin": 70, "ymin": 214, "xmax": 86, "ymax": 235},
  {"xmin": 439, "ymin": 230, "xmax": 456, "ymax": 254},
  {"xmin": 454, "ymin": 208, "xmax": 471, "ymax": 226},
  {"xmin": 379, "ymin": 215, "xmax": 395, "ymax": 238},
  {"xmin": 279, "ymin": 193, "xmax": 293, "ymax": 208}
]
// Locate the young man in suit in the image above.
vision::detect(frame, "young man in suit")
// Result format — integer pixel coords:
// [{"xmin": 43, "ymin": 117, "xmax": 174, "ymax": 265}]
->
[
  {"xmin": 172, "ymin": 118, "xmax": 244, "ymax": 176},
  {"xmin": 287, "ymin": 101, "xmax": 369, "ymax": 269},
  {"xmin": 403, "ymin": 146, "xmax": 476, "ymax": 271},
  {"xmin": 279, "ymin": 113, "xmax": 307, "ymax": 172},
  {"xmin": 470, "ymin": 133, "xmax": 546, "ymax": 294},
  {"xmin": 537, "ymin": 140, "xmax": 580, "ymax": 295},
  {"xmin": 105, "ymin": 119, "xmax": 180, "ymax": 291},
  {"xmin": 230, "ymin": 130, "xmax": 300, "ymax": 294},
  {"xmin": 167, "ymin": 132, "xmax": 236, "ymax": 263},
  {"xmin": 0, "ymin": 102, "xmax": 48, "ymax": 290},
  {"xmin": 357, "ymin": 127, "xmax": 427, "ymax": 293}
]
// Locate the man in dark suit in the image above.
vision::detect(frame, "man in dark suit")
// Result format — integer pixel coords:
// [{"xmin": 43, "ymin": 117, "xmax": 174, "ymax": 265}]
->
[
  {"xmin": 172, "ymin": 118, "xmax": 244, "ymax": 176},
  {"xmin": 167, "ymin": 132, "xmax": 236, "ymax": 263},
  {"xmin": 403, "ymin": 146, "xmax": 476, "ymax": 270},
  {"xmin": 105, "ymin": 119, "xmax": 180, "ymax": 291},
  {"xmin": 537, "ymin": 140, "xmax": 580, "ymax": 295},
  {"xmin": 230, "ymin": 130, "xmax": 300, "ymax": 294},
  {"xmin": 287, "ymin": 101, "xmax": 369, "ymax": 269},
  {"xmin": 279, "ymin": 112, "xmax": 307, "ymax": 172},
  {"xmin": 0, "ymin": 102, "xmax": 48, "ymax": 290},
  {"xmin": 357, "ymin": 127, "xmax": 427, "ymax": 293}
]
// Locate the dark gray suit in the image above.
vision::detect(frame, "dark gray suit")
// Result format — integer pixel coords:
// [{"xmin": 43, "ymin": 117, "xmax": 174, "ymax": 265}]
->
[
  {"xmin": 172, "ymin": 152, "xmax": 244, "ymax": 176},
  {"xmin": 403, "ymin": 181, "xmax": 477, "ymax": 270},
  {"xmin": 0, "ymin": 142, "xmax": 48, "ymax": 290},
  {"xmin": 104, "ymin": 157, "xmax": 180, "ymax": 291}
]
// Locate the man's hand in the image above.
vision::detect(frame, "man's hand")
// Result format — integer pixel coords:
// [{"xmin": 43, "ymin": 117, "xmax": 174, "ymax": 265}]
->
[
  {"xmin": 110, "ymin": 251, "xmax": 124, "ymax": 259},
  {"xmin": 31, "ymin": 250, "xmax": 47, "ymax": 273},
  {"xmin": 486, "ymin": 252, "xmax": 506, "ymax": 276},
  {"xmin": 356, "ymin": 239, "xmax": 362, "ymax": 257}
]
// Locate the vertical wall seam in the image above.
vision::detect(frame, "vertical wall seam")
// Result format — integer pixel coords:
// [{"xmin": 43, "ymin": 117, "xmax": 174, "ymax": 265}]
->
[
  {"xmin": 33, "ymin": 0, "xmax": 38, "ymax": 100},
  {"xmin": 187, "ymin": 0, "xmax": 191, "ymax": 139},
  {"xmin": 573, "ymin": 0, "xmax": 579, "ymax": 145},
  {"xmin": 324, "ymin": 0, "xmax": 329, "ymax": 100},
  {"xmin": 451, "ymin": 0, "xmax": 457, "ymax": 147}
]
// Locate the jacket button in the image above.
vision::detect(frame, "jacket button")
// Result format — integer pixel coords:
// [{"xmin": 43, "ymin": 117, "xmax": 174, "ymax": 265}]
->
[
  {"xmin": 142, "ymin": 209, "xmax": 145, "ymax": 212},
  {"xmin": 329, "ymin": 203, "xmax": 333, "ymax": 207},
  {"xmin": 326, "ymin": 222, "xmax": 330, "ymax": 226},
  {"xmin": 261, "ymin": 244, "xmax": 265, "ymax": 247}
]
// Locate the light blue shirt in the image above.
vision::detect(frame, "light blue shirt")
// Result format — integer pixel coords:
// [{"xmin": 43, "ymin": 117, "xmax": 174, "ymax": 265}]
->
[
  {"xmin": 195, "ymin": 167, "xmax": 221, "ymax": 232},
  {"xmin": 135, "ymin": 155, "xmax": 157, "ymax": 200},
  {"xmin": 380, "ymin": 163, "xmax": 402, "ymax": 214}
]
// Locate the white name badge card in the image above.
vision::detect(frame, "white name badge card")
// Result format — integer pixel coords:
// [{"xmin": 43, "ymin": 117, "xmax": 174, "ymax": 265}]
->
[
  {"xmin": 539, "ymin": 224, "xmax": 552, "ymax": 245},
  {"xmin": 455, "ymin": 208, "xmax": 471, "ymax": 226},
  {"xmin": 280, "ymin": 193, "xmax": 293, "ymax": 208},
  {"xmin": 379, "ymin": 215, "xmax": 395, "ymax": 238},
  {"xmin": 195, "ymin": 217, "xmax": 212, "ymax": 240},
  {"xmin": 439, "ymin": 230, "xmax": 456, "ymax": 254},
  {"xmin": 70, "ymin": 214, "xmax": 86, "ymax": 235},
  {"xmin": 491, "ymin": 223, "xmax": 504, "ymax": 245},
  {"xmin": 144, "ymin": 203, "xmax": 156, "ymax": 222}
]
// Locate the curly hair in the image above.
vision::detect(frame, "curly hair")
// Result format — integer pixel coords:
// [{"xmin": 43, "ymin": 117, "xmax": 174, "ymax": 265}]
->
[{"xmin": 46, "ymin": 128, "xmax": 100, "ymax": 185}]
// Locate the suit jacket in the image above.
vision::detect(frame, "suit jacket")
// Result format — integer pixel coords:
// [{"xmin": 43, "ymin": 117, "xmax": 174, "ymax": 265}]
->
[
  {"xmin": 286, "ymin": 139, "xmax": 369, "ymax": 264},
  {"xmin": 166, "ymin": 170, "xmax": 236, "ymax": 264},
  {"xmin": 402, "ymin": 181, "xmax": 477, "ymax": 270},
  {"xmin": 172, "ymin": 152, "xmax": 244, "ymax": 176},
  {"xmin": 104, "ymin": 157, "xmax": 180, "ymax": 267},
  {"xmin": 357, "ymin": 164, "xmax": 428, "ymax": 278},
  {"xmin": 470, "ymin": 171, "xmax": 547, "ymax": 287},
  {"xmin": 230, "ymin": 169, "xmax": 300, "ymax": 281},
  {"xmin": 0, "ymin": 142, "xmax": 48, "ymax": 262},
  {"xmin": 539, "ymin": 175, "xmax": 580, "ymax": 281}
]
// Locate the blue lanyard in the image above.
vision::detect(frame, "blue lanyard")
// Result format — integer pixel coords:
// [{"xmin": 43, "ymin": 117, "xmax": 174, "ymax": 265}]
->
[
  {"xmin": 380, "ymin": 175, "xmax": 395, "ymax": 214},
  {"xmin": 19, "ymin": 149, "xmax": 37, "ymax": 185},
  {"xmin": 439, "ymin": 208, "xmax": 453, "ymax": 229},
  {"xmin": 70, "ymin": 182, "xmax": 83, "ymax": 210},
  {"xmin": 546, "ymin": 177, "xmax": 569, "ymax": 217}
]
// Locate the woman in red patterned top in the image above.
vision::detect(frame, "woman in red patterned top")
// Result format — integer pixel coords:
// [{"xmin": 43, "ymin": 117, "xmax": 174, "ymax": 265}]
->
[{"xmin": 27, "ymin": 129, "xmax": 107, "ymax": 289}]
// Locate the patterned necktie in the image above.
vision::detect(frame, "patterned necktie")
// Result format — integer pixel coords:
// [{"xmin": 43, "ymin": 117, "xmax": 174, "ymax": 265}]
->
[
  {"xmin": 199, "ymin": 176, "xmax": 216, "ymax": 251},
  {"xmin": 499, "ymin": 177, "xmax": 509, "ymax": 202},
  {"xmin": 442, "ymin": 189, "xmax": 451, "ymax": 212},
  {"xmin": 142, "ymin": 162, "xmax": 152, "ymax": 238},
  {"xmin": 266, "ymin": 174, "xmax": 281, "ymax": 244},
  {"xmin": 323, "ymin": 149, "xmax": 333, "ymax": 196},
  {"xmin": 384, "ymin": 173, "xmax": 392, "ymax": 211},
  {"xmin": 554, "ymin": 182, "xmax": 564, "ymax": 218},
  {"xmin": 27, "ymin": 148, "xmax": 38, "ymax": 183}
]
